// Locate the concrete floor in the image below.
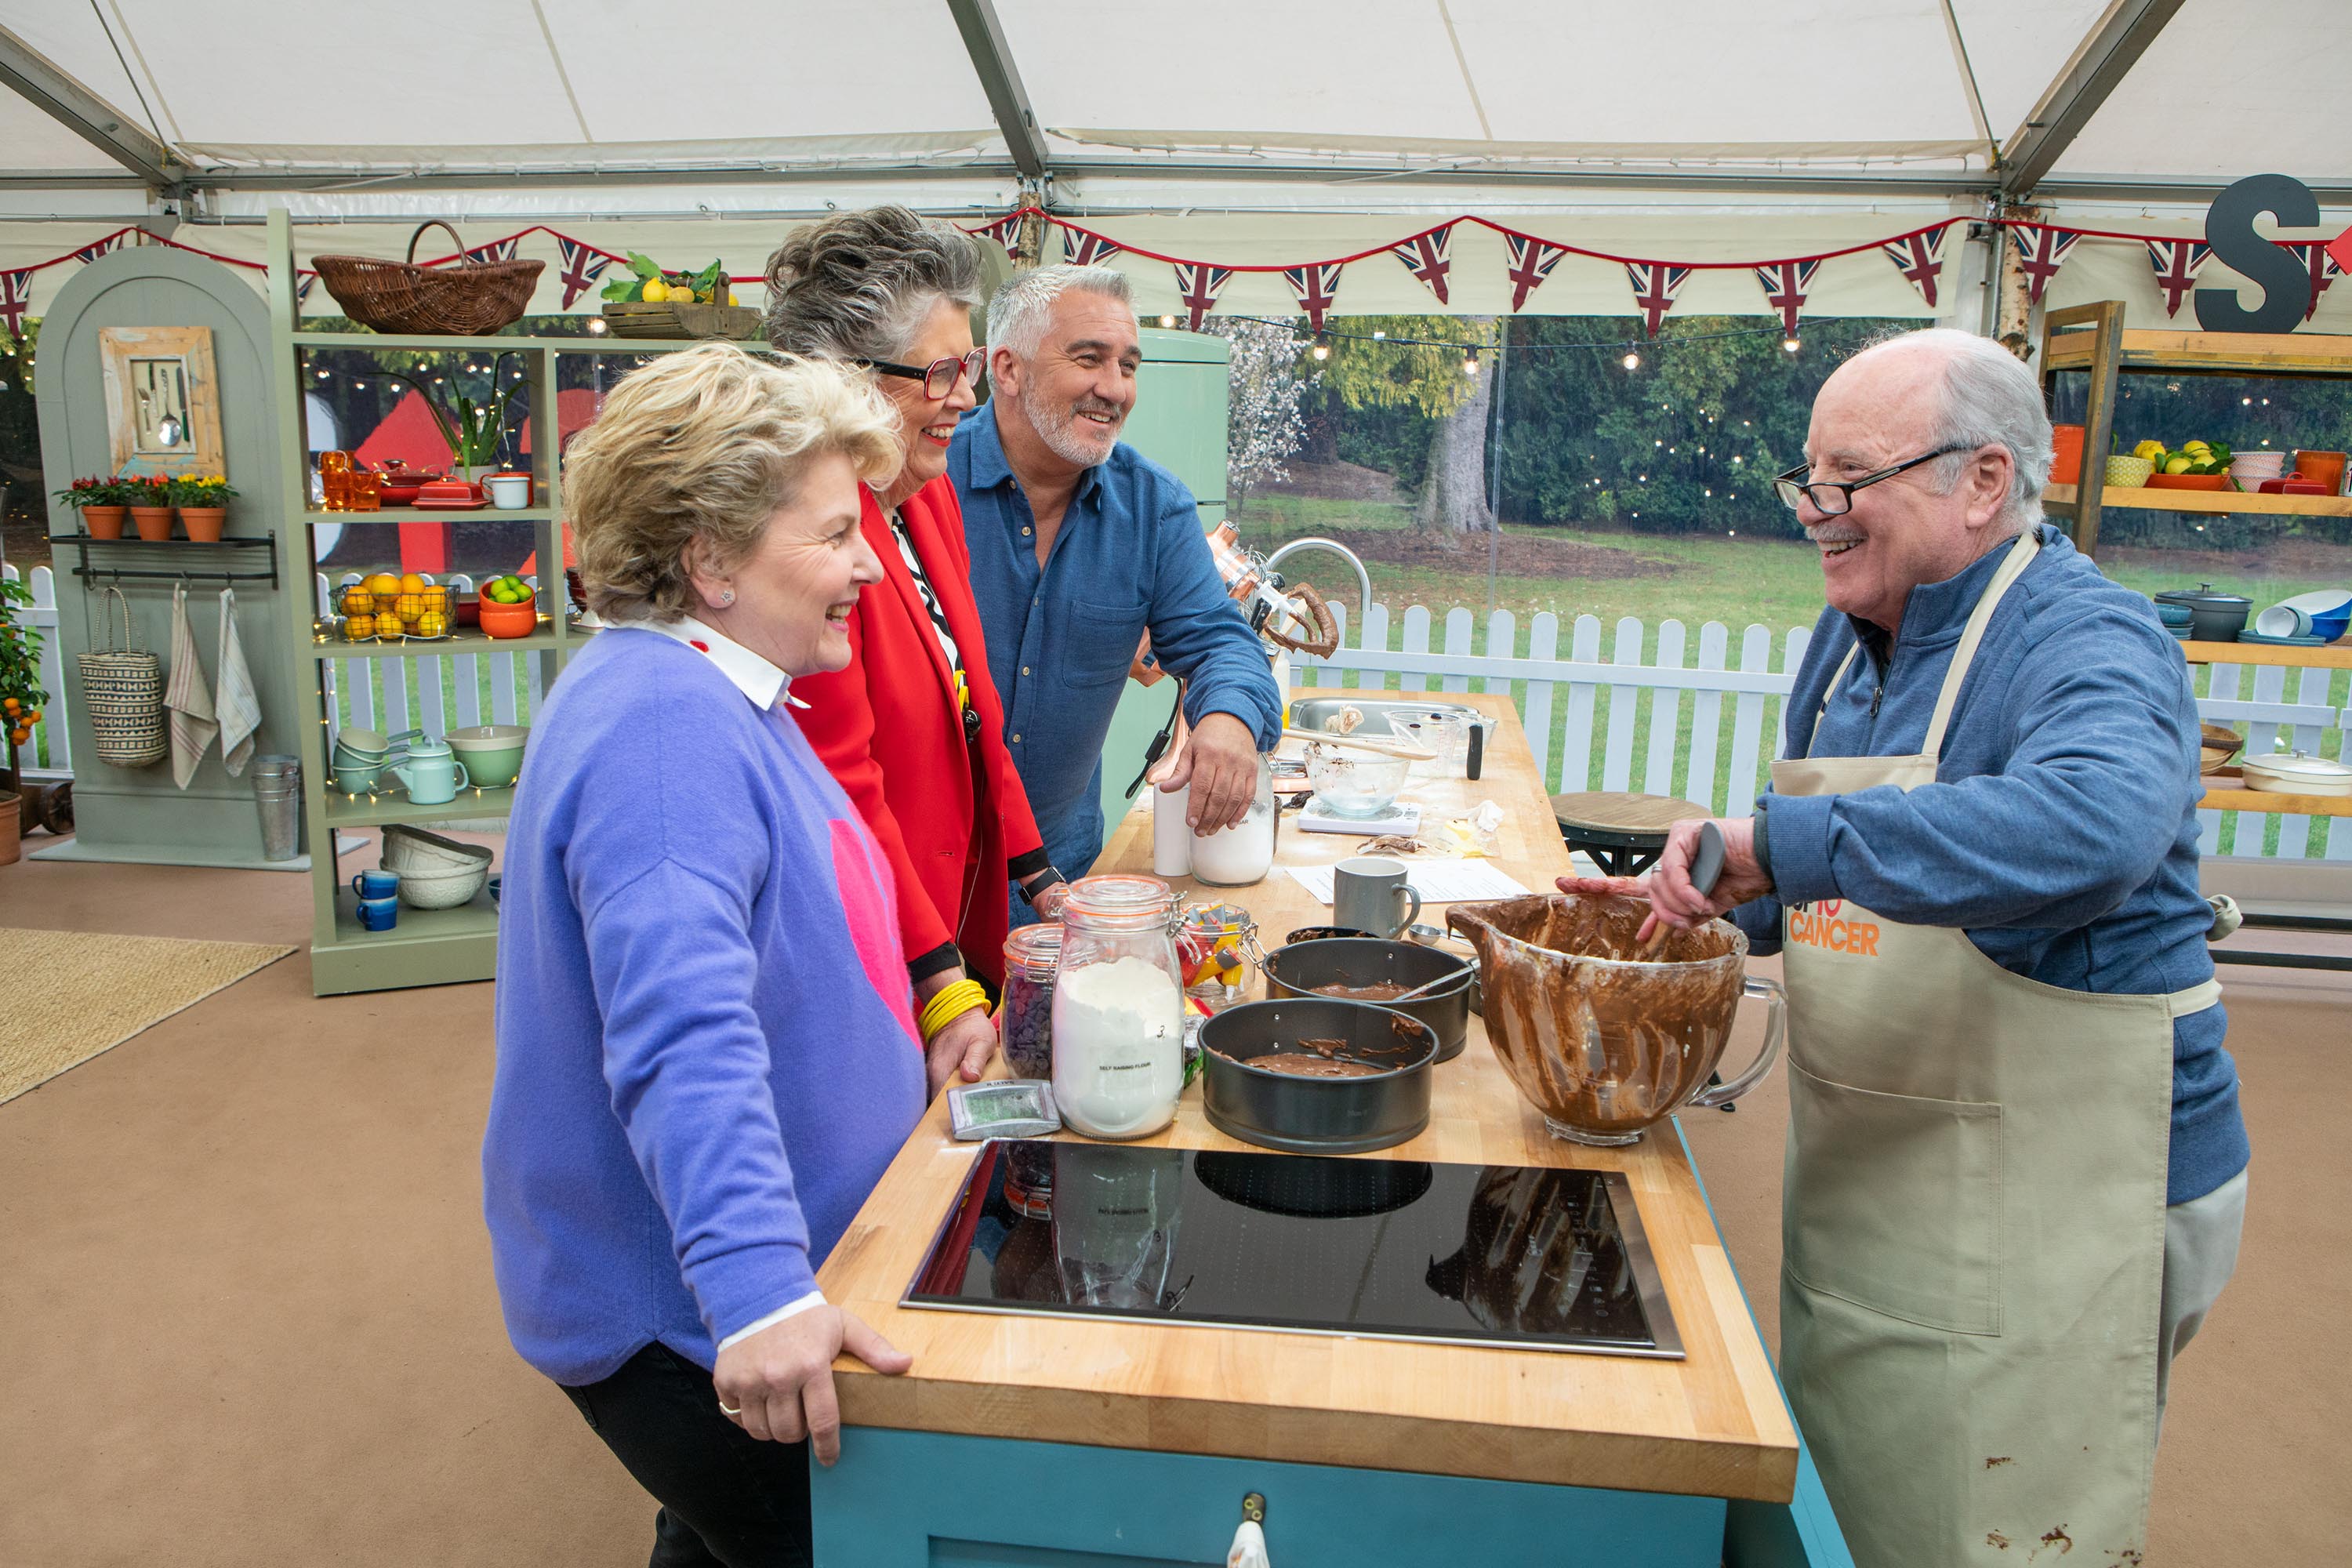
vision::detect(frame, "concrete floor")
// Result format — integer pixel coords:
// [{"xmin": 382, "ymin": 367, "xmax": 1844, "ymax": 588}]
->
[{"xmin": 1, "ymin": 850, "xmax": 2344, "ymax": 1566}]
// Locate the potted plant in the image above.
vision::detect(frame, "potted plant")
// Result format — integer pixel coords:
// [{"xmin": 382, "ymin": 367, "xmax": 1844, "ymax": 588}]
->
[
  {"xmin": 171, "ymin": 474, "xmax": 237, "ymax": 542},
  {"xmin": 124, "ymin": 473, "xmax": 176, "ymax": 540},
  {"xmin": 56, "ymin": 475, "xmax": 130, "ymax": 539},
  {"xmin": 0, "ymin": 572, "xmax": 51, "ymax": 865},
  {"xmin": 386, "ymin": 353, "xmax": 528, "ymax": 488}
]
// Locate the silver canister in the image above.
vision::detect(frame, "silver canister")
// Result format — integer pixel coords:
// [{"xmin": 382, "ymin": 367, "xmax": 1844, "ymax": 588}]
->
[{"xmin": 251, "ymin": 754, "xmax": 303, "ymax": 861}]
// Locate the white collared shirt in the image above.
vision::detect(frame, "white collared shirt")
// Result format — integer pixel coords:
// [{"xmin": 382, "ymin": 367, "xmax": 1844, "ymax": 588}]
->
[
  {"xmin": 624, "ymin": 612, "xmax": 826, "ymax": 1348},
  {"xmin": 628, "ymin": 615, "xmax": 811, "ymax": 712}
]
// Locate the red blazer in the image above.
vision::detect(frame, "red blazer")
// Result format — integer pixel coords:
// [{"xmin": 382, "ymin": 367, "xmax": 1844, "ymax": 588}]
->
[{"xmin": 792, "ymin": 476, "xmax": 1046, "ymax": 988}]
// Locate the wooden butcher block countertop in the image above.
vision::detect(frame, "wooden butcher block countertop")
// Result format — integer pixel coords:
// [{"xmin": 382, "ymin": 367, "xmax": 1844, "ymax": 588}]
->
[{"xmin": 819, "ymin": 692, "xmax": 1798, "ymax": 1502}]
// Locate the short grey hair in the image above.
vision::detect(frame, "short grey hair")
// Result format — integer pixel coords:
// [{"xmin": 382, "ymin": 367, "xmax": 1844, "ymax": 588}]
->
[
  {"xmin": 1860, "ymin": 326, "xmax": 2053, "ymax": 535},
  {"xmin": 762, "ymin": 205, "xmax": 983, "ymax": 363},
  {"xmin": 988, "ymin": 264, "xmax": 1134, "ymax": 360}
]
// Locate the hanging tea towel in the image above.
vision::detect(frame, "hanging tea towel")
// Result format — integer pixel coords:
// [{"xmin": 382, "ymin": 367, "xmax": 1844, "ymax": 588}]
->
[
  {"xmin": 214, "ymin": 586, "xmax": 262, "ymax": 776},
  {"xmin": 165, "ymin": 580, "xmax": 219, "ymax": 789}
]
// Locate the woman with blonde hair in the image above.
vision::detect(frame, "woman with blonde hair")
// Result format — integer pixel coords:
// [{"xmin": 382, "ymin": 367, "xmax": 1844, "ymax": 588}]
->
[
  {"xmin": 764, "ymin": 205, "xmax": 1063, "ymax": 1090},
  {"xmin": 484, "ymin": 343, "xmax": 923, "ymax": 1566}
]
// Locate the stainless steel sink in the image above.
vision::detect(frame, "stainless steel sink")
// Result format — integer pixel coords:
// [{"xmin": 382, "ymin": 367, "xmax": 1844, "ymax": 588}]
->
[{"xmin": 1288, "ymin": 697, "xmax": 1493, "ymax": 739}]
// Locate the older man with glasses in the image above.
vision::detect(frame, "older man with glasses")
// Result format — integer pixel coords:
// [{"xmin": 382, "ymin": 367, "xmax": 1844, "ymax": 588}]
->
[{"xmin": 1566, "ymin": 328, "xmax": 2248, "ymax": 1568}]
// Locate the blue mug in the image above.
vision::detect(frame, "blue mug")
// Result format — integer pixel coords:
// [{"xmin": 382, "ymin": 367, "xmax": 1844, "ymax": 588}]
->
[
  {"xmin": 351, "ymin": 869, "xmax": 398, "ymax": 901},
  {"xmin": 358, "ymin": 896, "xmax": 400, "ymax": 932}
]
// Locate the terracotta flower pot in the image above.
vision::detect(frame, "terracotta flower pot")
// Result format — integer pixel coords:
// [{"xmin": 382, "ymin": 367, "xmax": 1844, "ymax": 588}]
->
[
  {"xmin": 131, "ymin": 506, "xmax": 175, "ymax": 542},
  {"xmin": 0, "ymin": 791, "xmax": 19, "ymax": 867},
  {"xmin": 83, "ymin": 506, "xmax": 128, "ymax": 539},
  {"xmin": 178, "ymin": 506, "xmax": 227, "ymax": 543}
]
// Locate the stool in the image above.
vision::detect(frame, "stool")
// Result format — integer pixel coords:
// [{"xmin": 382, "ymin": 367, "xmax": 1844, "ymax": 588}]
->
[{"xmin": 1549, "ymin": 790, "xmax": 1708, "ymax": 878}]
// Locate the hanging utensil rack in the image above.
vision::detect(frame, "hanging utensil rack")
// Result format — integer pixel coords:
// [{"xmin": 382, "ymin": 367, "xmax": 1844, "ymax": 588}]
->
[{"xmin": 48, "ymin": 531, "xmax": 279, "ymax": 590}]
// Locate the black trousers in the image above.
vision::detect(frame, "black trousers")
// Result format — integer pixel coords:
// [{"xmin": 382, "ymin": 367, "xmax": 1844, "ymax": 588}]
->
[{"xmin": 559, "ymin": 1341, "xmax": 813, "ymax": 1568}]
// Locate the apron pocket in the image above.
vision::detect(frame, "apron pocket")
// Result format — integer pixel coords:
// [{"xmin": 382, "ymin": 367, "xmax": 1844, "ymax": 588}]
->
[{"xmin": 1785, "ymin": 1059, "xmax": 2003, "ymax": 1335}]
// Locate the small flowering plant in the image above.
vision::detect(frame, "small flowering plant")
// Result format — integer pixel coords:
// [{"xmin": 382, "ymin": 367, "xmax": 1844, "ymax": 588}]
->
[
  {"xmin": 122, "ymin": 474, "xmax": 173, "ymax": 508},
  {"xmin": 169, "ymin": 474, "xmax": 238, "ymax": 508},
  {"xmin": 54, "ymin": 475, "xmax": 130, "ymax": 510}
]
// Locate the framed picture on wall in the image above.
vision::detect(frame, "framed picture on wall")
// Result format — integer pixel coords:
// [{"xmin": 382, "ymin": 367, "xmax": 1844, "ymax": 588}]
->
[{"xmin": 99, "ymin": 325, "xmax": 224, "ymax": 478}]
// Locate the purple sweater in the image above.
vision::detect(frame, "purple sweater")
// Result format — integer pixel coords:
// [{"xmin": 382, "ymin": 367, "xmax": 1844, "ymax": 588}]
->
[{"xmin": 483, "ymin": 630, "xmax": 926, "ymax": 1386}]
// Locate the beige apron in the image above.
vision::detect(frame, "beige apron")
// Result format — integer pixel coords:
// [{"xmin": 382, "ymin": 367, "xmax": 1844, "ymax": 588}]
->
[{"xmin": 1772, "ymin": 530, "xmax": 2216, "ymax": 1567}]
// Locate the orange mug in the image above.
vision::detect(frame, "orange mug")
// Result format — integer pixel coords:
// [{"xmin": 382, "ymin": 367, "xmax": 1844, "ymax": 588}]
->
[
  {"xmin": 319, "ymin": 450, "xmax": 354, "ymax": 512},
  {"xmin": 2292, "ymin": 450, "xmax": 2347, "ymax": 495}
]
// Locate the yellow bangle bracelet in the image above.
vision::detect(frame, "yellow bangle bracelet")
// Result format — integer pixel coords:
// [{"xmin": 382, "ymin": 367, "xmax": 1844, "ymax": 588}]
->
[{"xmin": 918, "ymin": 978, "xmax": 989, "ymax": 1040}]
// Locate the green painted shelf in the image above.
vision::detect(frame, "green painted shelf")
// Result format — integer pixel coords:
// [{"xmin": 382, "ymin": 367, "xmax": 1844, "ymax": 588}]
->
[
  {"xmin": 313, "ymin": 626, "xmax": 561, "ymax": 659},
  {"xmin": 322, "ymin": 785, "xmax": 517, "ymax": 828},
  {"xmin": 315, "ymin": 887, "xmax": 499, "ymax": 995}
]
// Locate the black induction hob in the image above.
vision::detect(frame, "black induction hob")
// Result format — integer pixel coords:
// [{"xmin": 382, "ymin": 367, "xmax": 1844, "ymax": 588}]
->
[{"xmin": 902, "ymin": 1140, "xmax": 1682, "ymax": 1359}]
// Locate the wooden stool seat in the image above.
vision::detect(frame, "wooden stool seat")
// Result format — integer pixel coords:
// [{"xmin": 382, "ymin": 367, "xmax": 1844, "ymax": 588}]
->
[{"xmin": 1549, "ymin": 790, "xmax": 1708, "ymax": 877}]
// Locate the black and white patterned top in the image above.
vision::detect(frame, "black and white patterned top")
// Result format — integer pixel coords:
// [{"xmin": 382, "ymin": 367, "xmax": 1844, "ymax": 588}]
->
[{"xmin": 888, "ymin": 509, "xmax": 960, "ymax": 675}]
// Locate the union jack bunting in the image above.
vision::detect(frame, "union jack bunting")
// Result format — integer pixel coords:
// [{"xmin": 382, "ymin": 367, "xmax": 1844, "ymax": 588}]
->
[
  {"xmin": 1881, "ymin": 223, "xmax": 1952, "ymax": 309},
  {"xmin": 294, "ymin": 272, "xmax": 318, "ymax": 306},
  {"xmin": 1283, "ymin": 261, "xmax": 1344, "ymax": 331},
  {"xmin": 1502, "ymin": 232, "xmax": 1570, "ymax": 311},
  {"xmin": 1388, "ymin": 223, "xmax": 1454, "ymax": 304},
  {"xmin": 1172, "ymin": 262, "xmax": 1231, "ymax": 331},
  {"xmin": 556, "ymin": 235, "xmax": 612, "ymax": 308},
  {"xmin": 1752, "ymin": 259, "xmax": 1821, "ymax": 333},
  {"xmin": 72, "ymin": 232, "xmax": 126, "ymax": 265},
  {"xmin": 1624, "ymin": 262, "xmax": 1692, "ymax": 338},
  {"xmin": 2284, "ymin": 241, "xmax": 2344, "ymax": 322},
  {"xmin": 463, "ymin": 235, "xmax": 522, "ymax": 264},
  {"xmin": 2143, "ymin": 238, "xmax": 2211, "ymax": 318},
  {"xmin": 2012, "ymin": 224, "xmax": 2082, "ymax": 306},
  {"xmin": 2329, "ymin": 222, "xmax": 2352, "ymax": 284},
  {"xmin": 971, "ymin": 212, "xmax": 1026, "ymax": 252},
  {"xmin": 0, "ymin": 267, "xmax": 30, "ymax": 339},
  {"xmin": 1062, "ymin": 229, "xmax": 1124, "ymax": 267}
]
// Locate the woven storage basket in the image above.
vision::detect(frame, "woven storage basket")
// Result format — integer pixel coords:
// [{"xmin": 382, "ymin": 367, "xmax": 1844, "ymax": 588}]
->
[
  {"xmin": 77, "ymin": 586, "xmax": 166, "ymax": 768},
  {"xmin": 312, "ymin": 221, "xmax": 544, "ymax": 336}
]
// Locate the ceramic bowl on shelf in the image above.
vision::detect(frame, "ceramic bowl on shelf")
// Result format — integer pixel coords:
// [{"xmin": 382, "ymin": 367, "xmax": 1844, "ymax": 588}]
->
[
  {"xmin": 2147, "ymin": 473, "xmax": 2229, "ymax": 492},
  {"xmin": 2198, "ymin": 722, "xmax": 2242, "ymax": 777},
  {"xmin": 445, "ymin": 724, "xmax": 529, "ymax": 789},
  {"xmin": 381, "ymin": 822, "xmax": 492, "ymax": 875},
  {"xmin": 477, "ymin": 596, "xmax": 539, "ymax": 639},
  {"xmin": 2240, "ymin": 751, "xmax": 2352, "ymax": 797},
  {"xmin": 2104, "ymin": 456, "xmax": 2154, "ymax": 488},
  {"xmin": 2153, "ymin": 586, "xmax": 2251, "ymax": 642}
]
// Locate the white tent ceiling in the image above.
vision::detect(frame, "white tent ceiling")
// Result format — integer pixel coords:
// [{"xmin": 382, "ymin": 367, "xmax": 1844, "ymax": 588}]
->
[{"xmin": 1, "ymin": 0, "xmax": 2347, "ymax": 327}]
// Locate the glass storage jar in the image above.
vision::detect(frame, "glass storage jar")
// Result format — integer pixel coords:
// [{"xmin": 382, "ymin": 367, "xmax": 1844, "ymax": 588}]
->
[
  {"xmin": 999, "ymin": 923, "xmax": 1063, "ymax": 1080},
  {"xmin": 1051, "ymin": 874, "xmax": 1186, "ymax": 1140},
  {"xmin": 1186, "ymin": 753, "xmax": 1276, "ymax": 887},
  {"xmin": 1176, "ymin": 902, "xmax": 1257, "ymax": 1004}
]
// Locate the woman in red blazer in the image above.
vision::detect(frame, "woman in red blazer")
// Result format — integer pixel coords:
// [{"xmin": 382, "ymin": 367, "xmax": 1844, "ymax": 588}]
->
[{"xmin": 764, "ymin": 208, "xmax": 1065, "ymax": 1094}]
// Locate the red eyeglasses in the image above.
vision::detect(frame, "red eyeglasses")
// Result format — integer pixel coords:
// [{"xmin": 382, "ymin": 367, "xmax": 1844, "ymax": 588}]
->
[{"xmin": 856, "ymin": 347, "xmax": 986, "ymax": 400}]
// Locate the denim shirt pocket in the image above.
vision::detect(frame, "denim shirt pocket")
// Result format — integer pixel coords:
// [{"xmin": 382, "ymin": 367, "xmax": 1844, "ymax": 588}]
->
[{"xmin": 1059, "ymin": 600, "xmax": 1148, "ymax": 688}]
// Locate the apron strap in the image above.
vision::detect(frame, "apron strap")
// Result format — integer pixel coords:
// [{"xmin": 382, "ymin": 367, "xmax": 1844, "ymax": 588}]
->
[
  {"xmin": 1920, "ymin": 528, "xmax": 2044, "ymax": 760},
  {"xmin": 2167, "ymin": 977, "xmax": 2223, "ymax": 1016}
]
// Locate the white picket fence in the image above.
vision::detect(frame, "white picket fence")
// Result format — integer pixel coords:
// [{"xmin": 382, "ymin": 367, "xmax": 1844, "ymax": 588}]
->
[
  {"xmin": 9, "ymin": 564, "xmax": 2346, "ymax": 862},
  {"xmin": 1294, "ymin": 601, "xmax": 2352, "ymax": 862},
  {"xmin": 314, "ymin": 572, "xmax": 551, "ymax": 742}
]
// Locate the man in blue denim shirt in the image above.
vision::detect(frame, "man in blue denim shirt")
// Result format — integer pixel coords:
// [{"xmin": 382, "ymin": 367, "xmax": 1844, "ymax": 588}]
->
[{"xmin": 952, "ymin": 266, "xmax": 1282, "ymax": 895}]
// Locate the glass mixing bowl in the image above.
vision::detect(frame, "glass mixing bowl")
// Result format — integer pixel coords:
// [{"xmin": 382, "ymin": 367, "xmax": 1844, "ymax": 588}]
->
[{"xmin": 1305, "ymin": 744, "xmax": 1411, "ymax": 818}]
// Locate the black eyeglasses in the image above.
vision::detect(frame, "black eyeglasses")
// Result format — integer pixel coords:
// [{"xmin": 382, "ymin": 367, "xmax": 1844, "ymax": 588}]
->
[
  {"xmin": 855, "ymin": 347, "xmax": 985, "ymax": 401},
  {"xmin": 1774, "ymin": 445, "xmax": 1971, "ymax": 516}
]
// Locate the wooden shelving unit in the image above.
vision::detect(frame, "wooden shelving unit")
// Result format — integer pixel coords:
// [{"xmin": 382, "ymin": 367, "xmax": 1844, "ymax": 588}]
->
[
  {"xmin": 266, "ymin": 209, "xmax": 737, "ymax": 995},
  {"xmin": 2036, "ymin": 307, "xmax": 2352, "ymax": 558}
]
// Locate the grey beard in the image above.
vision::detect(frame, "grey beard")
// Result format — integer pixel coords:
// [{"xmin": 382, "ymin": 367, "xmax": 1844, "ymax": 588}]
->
[{"xmin": 1023, "ymin": 387, "xmax": 1119, "ymax": 468}]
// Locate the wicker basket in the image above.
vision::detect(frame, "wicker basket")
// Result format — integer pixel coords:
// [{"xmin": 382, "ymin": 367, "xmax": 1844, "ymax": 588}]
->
[
  {"xmin": 600, "ymin": 300, "xmax": 764, "ymax": 340},
  {"xmin": 76, "ymin": 586, "xmax": 166, "ymax": 768},
  {"xmin": 312, "ymin": 221, "xmax": 545, "ymax": 336}
]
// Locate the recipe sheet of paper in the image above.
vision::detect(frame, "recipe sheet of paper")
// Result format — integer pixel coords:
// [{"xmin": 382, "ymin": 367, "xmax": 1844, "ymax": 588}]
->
[{"xmin": 1283, "ymin": 860, "xmax": 1533, "ymax": 906}]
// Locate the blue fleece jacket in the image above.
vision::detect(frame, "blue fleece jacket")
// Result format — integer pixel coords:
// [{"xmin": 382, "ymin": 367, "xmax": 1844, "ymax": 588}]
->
[
  {"xmin": 482, "ymin": 630, "xmax": 927, "ymax": 1386},
  {"xmin": 1737, "ymin": 524, "xmax": 2249, "ymax": 1204}
]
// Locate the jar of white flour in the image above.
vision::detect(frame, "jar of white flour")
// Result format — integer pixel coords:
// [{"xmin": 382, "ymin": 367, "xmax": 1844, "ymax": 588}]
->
[{"xmin": 1051, "ymin": 874, "xmax": 1186, "ymax": 1140}]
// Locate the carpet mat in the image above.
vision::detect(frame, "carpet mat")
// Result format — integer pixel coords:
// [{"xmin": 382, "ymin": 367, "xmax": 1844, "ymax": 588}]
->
[{"xmin": 0, "ymin": 927, "xmax": 295, "ymax": 1105}]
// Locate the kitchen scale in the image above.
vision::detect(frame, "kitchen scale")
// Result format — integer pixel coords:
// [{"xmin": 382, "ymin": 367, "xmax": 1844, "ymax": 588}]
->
[
  {"xmin": 1296, "ymin": 797, "xmax": 1423, "ymax": 836},
  {"xmin": 902, "ymin": 1141, "xmax": 1682, "ymax": 1358}
]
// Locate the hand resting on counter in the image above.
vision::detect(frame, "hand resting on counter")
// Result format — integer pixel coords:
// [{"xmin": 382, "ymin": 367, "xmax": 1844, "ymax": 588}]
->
[{"xmin": 713, "ymin": 1305, "xmax": 910, "ymax": 1463}]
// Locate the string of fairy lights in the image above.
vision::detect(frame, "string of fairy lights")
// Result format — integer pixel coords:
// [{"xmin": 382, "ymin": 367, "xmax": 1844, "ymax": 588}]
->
[{"xmin": 1178, "ymin": 314, "xmax": 1825, "ymax": 375}]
